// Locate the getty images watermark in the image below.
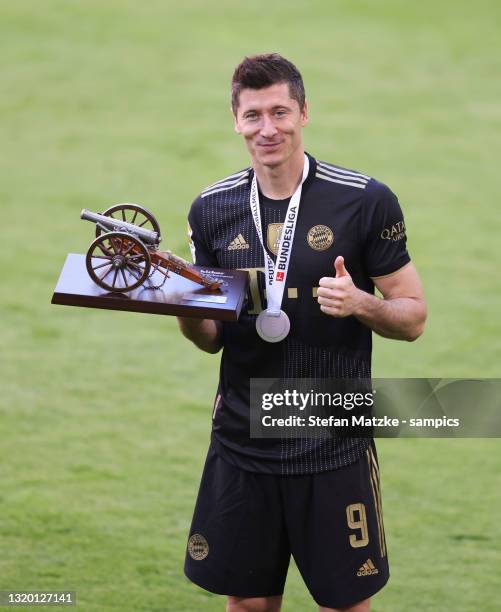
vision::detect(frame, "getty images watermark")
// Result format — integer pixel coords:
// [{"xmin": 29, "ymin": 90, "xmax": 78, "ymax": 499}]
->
[
  {"xmin": 260, "ymin": 387, "xmax": 377, "ymax": 428},
  {"xmin": 250, "ymin": 379, "xmax": 501, "ymax": 438}
]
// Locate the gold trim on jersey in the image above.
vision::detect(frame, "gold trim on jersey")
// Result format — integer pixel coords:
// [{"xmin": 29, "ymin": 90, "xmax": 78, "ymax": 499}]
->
[
  {"xmin": 370, "ymin": 261, "xmax": 412, "ymax": 280},
  {"xmin": 367, "ymin": 447, "xmax": 387, "ymax": 557}
]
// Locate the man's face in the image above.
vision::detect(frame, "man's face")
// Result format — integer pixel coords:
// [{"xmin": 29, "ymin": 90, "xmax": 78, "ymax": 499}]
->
[{"xmin": 233, "ymin": 82, "xmax": 308, "ymax": 169}]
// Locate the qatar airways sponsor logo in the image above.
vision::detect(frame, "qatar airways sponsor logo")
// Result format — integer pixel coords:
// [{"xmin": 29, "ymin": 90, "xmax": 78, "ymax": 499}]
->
[{"xmin": 381, "ymin": 220, "xmax": 406, "ymax": 241}]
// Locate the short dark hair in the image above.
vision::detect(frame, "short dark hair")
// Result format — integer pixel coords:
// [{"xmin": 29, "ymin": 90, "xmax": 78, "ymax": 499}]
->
[{"xmin": 231, "ymin": 53, "xmax": 305, "ymax": 115}]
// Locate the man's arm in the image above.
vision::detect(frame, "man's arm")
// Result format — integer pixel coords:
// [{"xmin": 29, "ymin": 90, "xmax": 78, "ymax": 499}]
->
[
  {"xmin": 177, "ymin": 317, "xmax": 223, "ymax": 354},
  {"xmin": 178, "ymin": 196, "xmax": 224, "ymax": 353},
  {"xmin": 317, "ymin": 256, "xmax": 427, "ymax": 342}
]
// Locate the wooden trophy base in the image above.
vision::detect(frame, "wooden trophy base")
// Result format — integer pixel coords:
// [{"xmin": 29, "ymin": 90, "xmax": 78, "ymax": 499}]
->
[{"xmin": 52, "ymin": 254, "xmax": 249, "ymax": 321}]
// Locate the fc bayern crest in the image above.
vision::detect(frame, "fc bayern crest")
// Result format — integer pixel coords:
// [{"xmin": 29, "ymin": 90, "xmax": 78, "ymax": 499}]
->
[
  {"xmin": 307, "ymin": 225, "xmax": 334, "ymax": 251},
  {"xmin": 188, "ymin": 533, "xmax": 209, "ymax": 560}
]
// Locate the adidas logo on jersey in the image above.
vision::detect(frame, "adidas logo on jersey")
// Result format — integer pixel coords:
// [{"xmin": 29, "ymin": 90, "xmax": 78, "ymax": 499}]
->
[
  {"xmin": 228, "ymin": 234, "xmax": 250, "ymax": 250},
  {"xmin": 357, "ymin": 559, "xmax": 379, "ymax": 577}
]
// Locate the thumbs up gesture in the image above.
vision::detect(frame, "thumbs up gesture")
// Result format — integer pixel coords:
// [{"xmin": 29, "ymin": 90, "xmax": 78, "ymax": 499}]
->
[
  {"xmin": 334, "ymin": 255, "xmax": 349, "ymax": 279},
  {"xmin": 317, "ymin": 256, "xmax": 362, "ymax": 318}
]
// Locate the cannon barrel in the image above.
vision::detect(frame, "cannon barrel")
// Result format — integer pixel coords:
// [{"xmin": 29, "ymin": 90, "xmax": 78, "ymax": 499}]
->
[{"xmin": 81, "ymin": 209, "xmax": 160, "ymax": 245}]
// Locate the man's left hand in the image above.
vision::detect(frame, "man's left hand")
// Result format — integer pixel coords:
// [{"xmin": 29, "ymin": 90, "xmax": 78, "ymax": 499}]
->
[{"xmin": 317, "ymin": 256, "xmax": 363, "ymax": 318}]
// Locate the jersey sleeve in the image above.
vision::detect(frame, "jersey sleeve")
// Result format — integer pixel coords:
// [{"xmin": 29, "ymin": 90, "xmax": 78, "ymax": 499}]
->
[
  {"xmin": 187, "ymin": 195, "xmax": 219, "ymax": 267},
  {"xmin": 361, "ymin": 180, "xmax": 411, "ymax": 277}
]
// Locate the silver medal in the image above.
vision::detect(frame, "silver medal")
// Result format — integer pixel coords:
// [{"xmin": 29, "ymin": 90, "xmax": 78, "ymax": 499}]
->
[
  {"xmin": 256, "ymin": 309, "xmax": 290, "ymax": 343},
  {"xmin": 249, "ymin": 155, "xmax": 309, "ymax": 345}
]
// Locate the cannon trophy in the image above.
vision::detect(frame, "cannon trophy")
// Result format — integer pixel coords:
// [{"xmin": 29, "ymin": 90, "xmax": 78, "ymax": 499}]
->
[{"xmin": 81, "ymin": 203, "xmax": 221, "ymax": 293}]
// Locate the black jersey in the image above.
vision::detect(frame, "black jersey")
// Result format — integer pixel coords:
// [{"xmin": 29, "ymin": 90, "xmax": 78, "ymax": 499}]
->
[{"xmin": 187, "ymin": 153, "xmax": 410, "ymax": 475}]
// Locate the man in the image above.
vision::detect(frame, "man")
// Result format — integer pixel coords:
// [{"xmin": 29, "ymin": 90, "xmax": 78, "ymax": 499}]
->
[{"xmin": 178, "ymin": 54, "xmax": 426, "ymax": 612}]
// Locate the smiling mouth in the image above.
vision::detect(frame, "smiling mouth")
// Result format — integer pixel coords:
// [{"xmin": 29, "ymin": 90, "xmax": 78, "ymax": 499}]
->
[{"xmin": 258, "ymin": 142, "xmax": 282, "ymax": 149}]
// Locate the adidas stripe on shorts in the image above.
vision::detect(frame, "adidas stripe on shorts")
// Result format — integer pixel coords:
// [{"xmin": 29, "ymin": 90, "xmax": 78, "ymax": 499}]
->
[{"xmin": 184, "ymin": 440, "xmax": 389, "ymax": 609}]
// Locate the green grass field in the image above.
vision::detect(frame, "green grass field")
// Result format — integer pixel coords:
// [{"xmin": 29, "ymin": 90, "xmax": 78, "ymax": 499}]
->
[{"xmin": 1, "ymin": 1, "xmax": 501, "ymax": 610}]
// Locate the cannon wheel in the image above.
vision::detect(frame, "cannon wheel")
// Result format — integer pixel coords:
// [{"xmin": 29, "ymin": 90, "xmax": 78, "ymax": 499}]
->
[
  {"xmin": 95, "ymin": 203, "xmax": 161, "ymax": 240},
  {"xmin": 86, "ymin": 231, "xmax": 151, "ymax": 293}
]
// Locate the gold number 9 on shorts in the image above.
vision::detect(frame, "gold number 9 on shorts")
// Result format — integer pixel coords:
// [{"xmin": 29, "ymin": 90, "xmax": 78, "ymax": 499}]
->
[{"xmin": 346, "ymin": 502, "xmax": 369, "ymax": 548}]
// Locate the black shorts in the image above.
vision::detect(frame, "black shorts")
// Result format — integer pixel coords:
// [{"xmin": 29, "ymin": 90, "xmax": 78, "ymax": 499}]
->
[{"xmin": 184, "ymin": 441, "xmax": 389, "ymax": 609}]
